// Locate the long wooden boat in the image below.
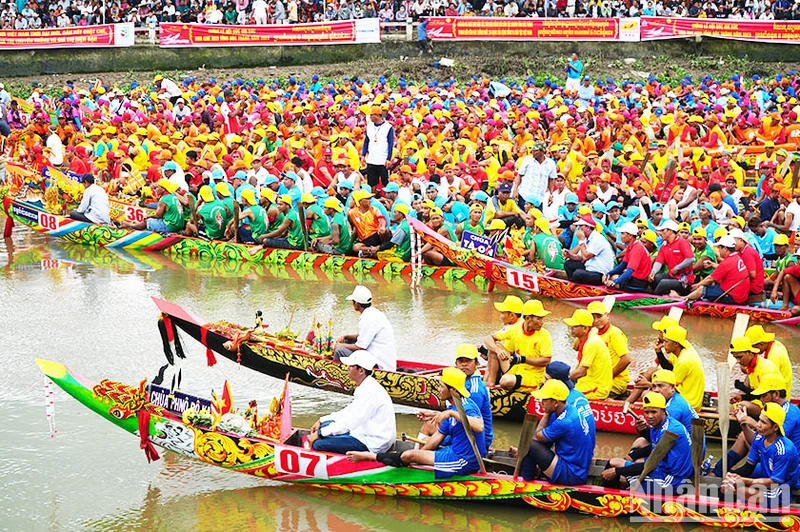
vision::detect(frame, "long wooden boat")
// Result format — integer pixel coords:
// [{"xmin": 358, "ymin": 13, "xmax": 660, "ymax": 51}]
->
[
  {"xmin": 5, "ymin": 198, "xmax": 488, "ymax": 291},
  {"xmin": 154, "ymin": 297, "xmax": 747, "ymax": 441},
  {"xmin": 408, "ymin": 217, "xmax": 800, "ymax": 326},
  {"xmin": 36, "ymin": 357, "xmax": 800, "ymax": 529}
]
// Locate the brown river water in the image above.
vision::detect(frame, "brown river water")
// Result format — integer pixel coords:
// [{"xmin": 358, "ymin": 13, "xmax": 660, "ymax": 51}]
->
[{"xmin": 1, "ymin": 219, "xmax": 797, "ymax": 532}]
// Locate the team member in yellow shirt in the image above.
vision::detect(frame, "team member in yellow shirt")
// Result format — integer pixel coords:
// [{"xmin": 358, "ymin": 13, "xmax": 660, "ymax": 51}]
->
[
  {"xmin": 482, "ymin": 295, "xmax": 523, "ymax": 386},
  {"xmin": 564, "ymin": 309, "xmax": 613, "ymax": 400},
  {"xmin": 489, "ymin": 300, "xmax": 553, "ymax": 391},
  {"xmin": 745, "ymin": 325, "xmax": 793, "ymax": 400},
  {"xmin": 729, "ymin": 336, "xmax": 780, "ymax": 405},
  {"xmin": 587, "ymin": 301, "xmax": 631, "ymax": 398},
  {"xmin": 661, "ymin": 326, "xmax": 705, "ymax": 412}
]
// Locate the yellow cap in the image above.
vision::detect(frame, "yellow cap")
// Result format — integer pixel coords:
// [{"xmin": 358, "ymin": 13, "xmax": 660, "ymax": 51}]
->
[
  {"xmin": 534, "ymin": 217, "xmax": 551, "ymax": 235},
  {"xmin": 278, "ymin": 194, "xmax": 293, "ymax": 206},
  {"xmin": 752, "ymin": 373, "xmax": 787, "ymax": 396},
  {"xmin": 713, "ymin": 227, "xmax": 729, "ymax": 241},
  {"xmin": 651, "ymin": 369, "xmax": 676, "ymax": 386},
  {"xmin": 763, "ymin": 402, "xmax": 786, "ymax": 435},
  {"xmin": 729, "ymin": 336, "xmax": 758, "ymax": 353},
  {"xmin": 691, "ymin": 227, "xmax": 707, "ymax": 238},
  {"xmin": 494, "ymin": 295, "xmax": 523, "ymax": 314},
  {"xmin": 642, "ymin": 230, "xmax": 657, "ymax": 245},
  {"xmin": 261, "ymin": 188, "xmax": 277, "ymax": 204},
  {"xmin": 663, "ymin": 325, "xmax": 689, "ymax": 348},
  {"xmin": 487, "ymin": 219, "xmax": 506, "ymax": 231},
  {"xmin": 534, "ymin": 379, "xmax": 569, "ymax": 401},
  {"xmin": 215, "ymin": 182, "xmax": 232, "ymax": 197},
  {"xmin": 441, "ymin": 367, "xmax": 470, "ymax": 398},
  {"xmin": 352, "ymin": 190, "xmax": 374, "ymax": 203},
  {"xmin": 564, "ymin": 309, "xmax": 594, "ymax": 327},
  {"xmin": 522, "ymin": 300, "xmax": 550, "ymax": 317},
  {"xmin": 394, "ymin": 203, "xmax": 409, "ymax": 215},
  {"xmin": 587, "ymin": 300, "xmax": 610, "ymax": 315},
  {"xmin": 300, "ymin": 192, "xmax": 316, "ymax": 204},
  {"xmin": 652, "ymin": 316, "xmax": 678, "ymax": 332},
  {"xmin": 774, "ymin": 234, "xmax": 790, "ymax": 246},
  {"xmin": 157, "ymin": 178, "xmax": 178, "ymax": 193},
  {"xmin": 455, "ymin": 344, "xmax": 480, "ymax": 361},
  {"xmin": 240, "ymin": 188, "xmax": 257, "ymax": 206},
  {"xmin": 745, "ymin": 325, "xmax": 775, "ymax": 345},
  {"xmin": 198, "ymin": 185, "xmax": 214, "ymax": 203},
  {"xmin": 642, "ymin": 392, "xmax": 667, "ymax": 409},
  {"xmin": 323, "ymin": 197, "xmax": 342, "ymax": 212}
]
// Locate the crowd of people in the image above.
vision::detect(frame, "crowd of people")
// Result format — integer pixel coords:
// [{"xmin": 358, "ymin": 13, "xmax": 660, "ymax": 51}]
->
[
  {"xmin": 306, "ymin": 286, "xmax": 797, "ymax": 506},
  {"xmin": 4, "ymin": 63, "xmax": 800, "ymax": 312},
  {"xmin": 3, "ymin": 0, "xmax": 799, "ymax": 31}
]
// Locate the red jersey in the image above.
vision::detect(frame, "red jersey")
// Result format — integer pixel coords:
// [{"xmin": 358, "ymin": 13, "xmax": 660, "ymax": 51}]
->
[
  {"xmin": 623, "ymin": 240, "xmax": 652, "ymax": 280},
  {"xmin": 655, "ymin": 237, "xmax": 695, "ymax": 283},
  {"xmin": 711, "ymin": 252, "xmax": 750, "ymax": 304},
  {"xmin": 739, "ymin": 244, "xmax": 764, "ymax": 294},
  {"xmin": 782, "ymin": 264, "xmax": 800, "ymax": 304}
]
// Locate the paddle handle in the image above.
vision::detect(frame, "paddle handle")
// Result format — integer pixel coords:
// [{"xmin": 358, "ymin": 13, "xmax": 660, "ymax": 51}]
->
[
  {"xmin": 513, "ymin": 412, "xmax": 539, "ymax": 480},
  {"xmin": 451, "ymin": 390, "xmax": 486, "ymax": 475}
]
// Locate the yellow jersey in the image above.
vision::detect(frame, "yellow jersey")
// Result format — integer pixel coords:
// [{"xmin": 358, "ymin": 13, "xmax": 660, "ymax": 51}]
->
[
  {"xmin": 497, "ymin": 323, "xmax": 552, "ymax": 388},
  {"xmin": 668, "ymin": 345, "xmax": 704, "ymax": 411},
  {"xmin": 575, "ymin": 330, "xmax": 613, "ymax": 400},
  {"xmin": 763, "ymin": 341, "xmax": 793, "ymax": 400},
  {"xmin": 745, "ymin": 355, "xmax": 780, "ymax": 393},
  {"xmin": 596, "ymin": 324, "xmax": 630, "ymax": 396}
]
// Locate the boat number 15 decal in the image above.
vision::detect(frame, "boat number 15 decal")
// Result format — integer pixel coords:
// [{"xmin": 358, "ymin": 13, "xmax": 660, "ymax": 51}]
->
[
  {"xmin": 38, "ymin": 212, "xmax": 58, "ymax": 231},
  {"xmin": 506, "ymin": 268, "xmax": 539, "ymax": 292},
  {"xmin": 275, "ymin": 446, "xmax": 329, "ymax": 479},
  {"xmin": 125, "ymin": 206, "xmax": 147, "ymax": 224}
]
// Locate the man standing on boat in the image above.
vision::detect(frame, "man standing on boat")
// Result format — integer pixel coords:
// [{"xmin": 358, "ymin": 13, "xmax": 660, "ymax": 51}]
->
[
  {"xmin": 347, "ymin": 367, "xmax": 485, "ymax": 479},
  {"xmin": 518, "ymin": 378, "xmax": 594, "ymax": 485},
  {"xmin": 308, "ymin": 350, "xmax": 396, "ymax": 455},
  {"xmin": 334, "ymin": 286, "xmax": 397, "ymax": 372},
  {"xmin": 69, "ymin": 174, "xmax": 111, "ymax": 225}
]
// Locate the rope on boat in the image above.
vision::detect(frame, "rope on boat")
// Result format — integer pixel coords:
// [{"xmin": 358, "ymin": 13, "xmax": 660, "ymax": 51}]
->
[{"xmin": 43, "ymin": 376, "xmax": 57, "ymax": 438}]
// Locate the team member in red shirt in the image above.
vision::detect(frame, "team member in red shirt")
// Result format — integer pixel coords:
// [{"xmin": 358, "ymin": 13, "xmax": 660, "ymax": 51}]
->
[
  {"xmin": 602, "ymin": 222, "xmax": 652, "ymax": 292},
  {"xmin": 771, "ymin": 262, "xmax": 800, "ymax": 315},
  {"xmin": 648, "ymin": 220, "xmax": 696, "ymax": 296},
  {"xmin": 729, "ymin": 228, "xmax": 765, "ymax": 301},
  {"xmin": 685, "ymin": 235, "xmax": 750, "ymax": 305}
]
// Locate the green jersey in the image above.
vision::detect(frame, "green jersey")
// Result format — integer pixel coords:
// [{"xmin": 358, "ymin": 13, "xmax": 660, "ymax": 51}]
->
[
  {"xmin": 220, "ymin": 196, "xmax": 235, "ymax": 226},
  {"xmin": 248, "ymin": 205, "xmax": 268, "ymax": 240},
  {"xmin": 160, "ymin": 194, "xmax": 186, "ymax": 232},
  {"xmin": 694, "ymin": 242, "xmax": 716, "ymax": 278},
  {"xmin": 197, "ymin": 199, "xmax": 227, "ymax": 240},
  {"xmin": 331, "ymin": 211, "xmax": 352, "ymax": 255},
  {"xmin": 460, "ymin": 220, "xmax": 485, "ymax": 237},
  {"xmin": 306, "ymin": 204, "xmax": 331, "ymax": 240},
  {"xmin": 267, "ymin": 207, "xmax": 285, "ymax": 233},
  {"xmin": 533, "ymin": 232, "xmax": 564, "ymax": 269},
  {"xmin": 393, "ymin": 218, "xmax": 412, "ymax": 262},
  {"xmin": 775, "ymin": 254, "xmax": 798, "ymax": 275},
  {"xmin": 285, "ymin": 209, "xmax": 305, "ymax": 248}
]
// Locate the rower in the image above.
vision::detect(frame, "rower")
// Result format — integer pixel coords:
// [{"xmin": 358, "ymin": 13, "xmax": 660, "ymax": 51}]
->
[
  {"xmin": 483, "ymin": 300, "xmax": 553, "ymax": 391},
  {"xmin": 482, "ymin": 295, "xmax": 523, "ymax": 386},
  {"xmin": 544, "ymin": 361, "xmax": 592, "ymax": 413},
  {"xmin": 745, "ymin": 325, "xmax": 793, "ymax": 400},
  {"xmin": 628, "ymin": 315, "xmax": 681, "ymax": 409},
  {"xmin": 602, "ymin": 221, "xmax": 652, "ymax": 292},
  {"xmin": 657, "ymin": 325, "xmax": 705, "ymax": 412},
  {"xmin": 711, "ymin": 374, "xmax": 800, "ymax": 478},
  {"xmin": 334, "ymin": 286, "xmax": 397, "ymax": 371},
  {"xmin": 518, "ymin": 379, "xmax": 595, "ymax": 485},
  {"xmin": 721, "ymin": 403, "xmax": 799, "ymax": 509},
  {"xmin": 729, "ymin": 336, "xmax": 780, "ymax": 406},
  {"xmin": 564, "ymin": 309, "xmax": 613, "ymax": 400},
  {"xmin": 347, "ymin": 367, "xmax": 486, "ymax": 478},
  {"xmin": 685, "ymin": 235, "xmax": 751, "ymax": 305},
  {"xmin": 587, "ymin": 301, "xmax": 631, "ymax": 398},
  {"xmin": 601, "ymin": 392, "xmax": 693, "ymax": 494},
  {"xmin": 416, "ymin": 344, "xmax": 494, "ymax": 451},
  {"xmin": 307, "ymin": 350, "xmax": 395, "ymax": 454}
]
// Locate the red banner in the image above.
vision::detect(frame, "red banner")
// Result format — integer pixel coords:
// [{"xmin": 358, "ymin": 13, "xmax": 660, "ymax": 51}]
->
[
  {"xmin": 159, "ymin": 20, "xmax": 381, "ymax": 47},
  {"xmin": 641, "ymin": 17, "xmax": 800, "ymax": 43},
  {"xmin": 425, "ymin": 17, "xmax": 625, "ymax": 41},
  {"xmin": 0, "ymin": 23, "xmax": 134, "ymax": 49}
]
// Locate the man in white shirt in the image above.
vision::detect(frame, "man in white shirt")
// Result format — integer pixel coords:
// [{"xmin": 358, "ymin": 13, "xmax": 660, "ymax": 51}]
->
[
  {"xmin": 45, "ymin": 125, "xmax": 64, "ymax": 166},
  {"xmin": 307, "ymin": 350, "xmax": 396, "ymax": 454},
  {"xmin": 563, "ymin": 214, "xmax": 614, "ymax": 285},
  {"xmin": 69, "ymin": 174, "xmax": 111, "ymax": 225},
  {"xmin": 252, "ymin": 0, "xmax": 268, "ymax": 24},
  {"xmin": 154, "ymin": 74, "xmax": 182, "ymax": 105},
  {"xmin": 334, "ymin": 285, "xmax": 397, "ymax": 371}
]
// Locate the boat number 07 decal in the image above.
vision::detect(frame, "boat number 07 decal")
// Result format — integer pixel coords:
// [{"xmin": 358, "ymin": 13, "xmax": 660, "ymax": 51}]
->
[
  {"xmin": 38, "ymin": 212, "xmax": 58, "ymax": 231},
  {"xmin": 275, "ymin": 446, "xmax": 329, "ymax": 479},
  {"xmin": 125, "ymin": 206, "xmax": 147, "ymax": 223},
  {"xmin": 506, "ymin": 268, "xmax": 539, "ymax": 292}
]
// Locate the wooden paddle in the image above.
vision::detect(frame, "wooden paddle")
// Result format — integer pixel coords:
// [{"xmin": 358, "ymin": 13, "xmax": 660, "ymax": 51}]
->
[
  {"xmin": 297, "ymin": 202, "xmax": 309, "ymax": 251},
  {"xmin": 691, "ymin": 418, "xmax": 706, "ymax": 492},
  {"xmin": 728, "ymin": 313, "xmax": 750, "ymax": 370},
  {"xmin": 601, "ymin": 294, "xmax": 617, "ymax": 314},
  {"xmin": 232, "ymin": 201, "xmax": 240, "ymax": 243},
  {"xmin": 513, "ymin": 405, "xmax": 539, "ymax": 480},
  {"xmin": 630, "ymin": 430, "xmax": 679, "ymax": 492},
  {"xmin": 717, "ymin": 363, "xmax": 732, "ymax": 477},
  {"xmin": 667, "ymin": 306, "xmax": 683, "ymax": 323},
  {"xmin": 451, "ymin": 389, "xmax": 486, "ymax": 475}
]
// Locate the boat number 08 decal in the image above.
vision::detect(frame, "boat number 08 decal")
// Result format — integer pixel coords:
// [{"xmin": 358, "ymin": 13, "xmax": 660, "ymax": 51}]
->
[
  {"xmin": 38, "ymin": 212, "xmax": 58, "ymax": 231},
  {"xmin": 275, "ymin": 446, "xmax": 329, "ymax": 479},
  {"xmin": 125, "ymin": 206, "xmax": 147, "ymax": 223},
  {"xmin": 506, "ymin": 268, "xmax": 539, "ymax": 292}
]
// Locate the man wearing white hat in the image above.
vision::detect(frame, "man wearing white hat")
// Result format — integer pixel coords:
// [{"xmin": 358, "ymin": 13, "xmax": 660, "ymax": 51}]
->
[
  {"xmin": 334, "ymin": 285, "xmax": 397, "ymax": 371},
  {"xmin": 648, "ymin": 219, "xmax": 695, "ymax": 296},
  {"xmin": 308, "ymin": 350, "xmax": 396, "ymax": 455},
  {"xmin": 685, "ymin": 235, "xmax": 750, "ymax": 305}
]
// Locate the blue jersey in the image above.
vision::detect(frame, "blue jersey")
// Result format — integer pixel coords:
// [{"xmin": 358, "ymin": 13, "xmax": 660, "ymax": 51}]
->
[
  {"xmin": 650, "ymin": 416, "xmax": 693, "ymax": 486},
  {"xmin": 690, "ymin": 220, "xmax": 722, "ymax": 242},
  {"xmin": 747, "ymin": 434, "xmax": 799, "ymax": 505},
  {"xmin": 781, "ymin": 401, "xmax": 800, "ymax": 449},
  {"xmin": 665, "ymin": 392, "xmax": 698, "ymax": 433},
  {"xmin": 445, "ymin": 201, "xmax": 470, "ymax": 225},
  {"xmin": 438, "ymin": 398, "xmax": 486, "ymax": 463},
  {"xmin": 541, "ymin": 402, "xmax": 596, "ymax": 484},
  {"xmin": 567, "ymin": 387, "xmax": 590, "ymax": 410},
  {"xmin": 466, "ymin": 374, "xmax": 493, "ymax": 450}
]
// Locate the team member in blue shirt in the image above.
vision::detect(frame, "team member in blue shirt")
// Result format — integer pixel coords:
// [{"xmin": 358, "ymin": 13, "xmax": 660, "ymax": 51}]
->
[
  {"xmin": 723, "ymin": 402, "xmax": 799, "ymax": 509},
  {"xmin": 519, "ymin": 378, "xmax": 595, "ymax": 485},
  {"xmin": 416, "ymin": 344, "xmax": 493, "ymax": 452},
  {"xmin": 602, "ymin": 392, "xmax": 693, "ymax": 494},
  {"xmin": 348, "ymin": 367, "xmax": 485, "ymax": 479},
  {"xmin": 543, "ymin": 360, "xmax": 590, "ymax": 411}
]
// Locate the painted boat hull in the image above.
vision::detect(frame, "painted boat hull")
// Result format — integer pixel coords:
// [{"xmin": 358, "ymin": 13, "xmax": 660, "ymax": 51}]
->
[
  {"xmin": 36, "ymin": 358, "xmax": 800, "ymax": 529},
  {"xmin": 154, "ymin": 298, "xmax": 743, "ymax": 441},
  {"xmin": 408, "ymin": 218, "xmax": 800, "ymax": 325}
]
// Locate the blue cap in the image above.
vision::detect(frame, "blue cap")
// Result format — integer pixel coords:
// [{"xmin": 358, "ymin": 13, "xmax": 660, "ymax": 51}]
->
[
  {"xmin": 338, "ymin": 179, "xmax": 354, "ymax": 190},
  {"xmin": 310, "ymin": 186, "xmax": 326, "ymax": 198},
  {"xmin": 263, "ymin": 175, "xmax": 279, "ymax": 185},
  {"xmin": 425, "ymin": 182, "xmax": 438, "ymax": 190},
  {"xmin": 234, "ymin": 170, "xmax": 247, "ymax": 180},
  {"xmin": 311, "ymin": 74, "xmax": 319, "ymax": 81},
  {"xmin": 606, "ymin": 201, "xmax": 620, "ymax": 210},
  {"xmin": 592, "ymin": 202, "xmax": 607, "ymax": 213},
  {"xmin": 434, "ymin": 196, "xmax": 447, "ymax": 208},
  {"xmin": 361, "ymin": 184, "xmax": 372, "ymax": 193},
  {"xmin": 583, "ymin": 75, "xmax": 591, "ymax": 81},
  {"xmin": 471, "ymin": 191, "xmax": 489, "ymax": 203},
  {"xmin": 565, "ymin": 193, "xmax": 579, "ymax": 204},
  {"xmin": 545, "ymin": 361, "xmax": 574, "ymax": 389},
  {"xmin": 163, "ymin": 161, "xmax": 179, "ymax": 172},
  {"xmin": 211, "ymin": 168, "xmax": 225, "ymax": 180},
  {"xmin": 384, "ymin": 182, "xmax": 400, "ymax": 193},
  {"xmin": 283, "ymin": 171, "xmax": 298, "ymax": 182}
]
